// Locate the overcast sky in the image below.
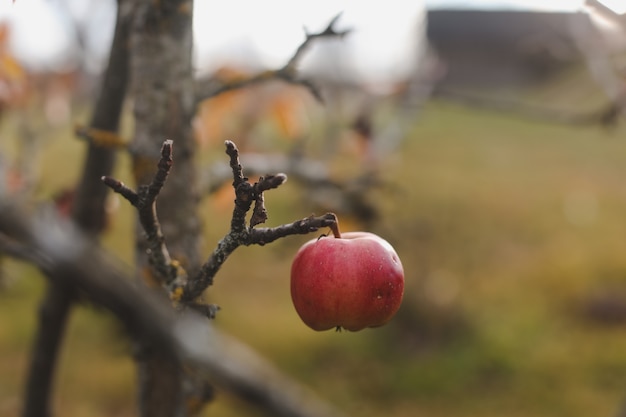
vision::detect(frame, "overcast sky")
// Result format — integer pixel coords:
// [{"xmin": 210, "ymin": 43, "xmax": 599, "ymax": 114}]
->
[{"xmin": 0, "ymin": 0, "xmax": 623, "ymax": 71}]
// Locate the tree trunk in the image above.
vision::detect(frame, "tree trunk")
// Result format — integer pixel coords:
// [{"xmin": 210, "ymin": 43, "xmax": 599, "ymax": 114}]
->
[
  {"xmin": 129, "ymin": 1, "xmax": 201, "ymax": 415},
  {"xmin": 130, "ymin": 0, "xmax": 200, "ymax": 271}
]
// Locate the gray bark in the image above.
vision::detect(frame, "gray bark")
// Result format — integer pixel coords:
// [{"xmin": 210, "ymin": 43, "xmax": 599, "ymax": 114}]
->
[{"xmin": 129, "ymin": 1, "xmax": 201, "ymax": 415}]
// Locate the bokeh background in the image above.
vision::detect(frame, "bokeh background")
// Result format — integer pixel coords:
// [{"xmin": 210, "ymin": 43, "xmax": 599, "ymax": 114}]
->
[{"xmin": 2, "ymin": 1, "xmax": 626, "ymax": 416}]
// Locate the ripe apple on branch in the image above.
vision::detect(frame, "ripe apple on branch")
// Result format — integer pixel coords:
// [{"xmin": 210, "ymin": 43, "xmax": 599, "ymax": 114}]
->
[
  {"xmin": 291, "ymin": 223, "xmax": 404, "ymax": 332},
  {"xmin": 103, "ymin": 139, "xmax": 404, "ymax": 332}
]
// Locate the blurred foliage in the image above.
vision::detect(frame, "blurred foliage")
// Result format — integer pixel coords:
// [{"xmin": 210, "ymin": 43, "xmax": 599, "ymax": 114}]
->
[
  {"xmin": 3, "ymin": 78, "xmax": 626, "ymax": 417},
  {"xmin": 0, "ymin": 23, "xmax": 28, "ymax": 114}
]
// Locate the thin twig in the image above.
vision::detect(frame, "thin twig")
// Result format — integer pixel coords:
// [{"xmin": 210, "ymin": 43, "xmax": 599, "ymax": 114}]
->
[
  {"xmin": 200, "ymin": 153, "xmax": 380, "ymax": 225},
  {"xmin": 248, "ymin": 213, "xmax": 339, "ymax": 246},
  {"xmin": 101, "ymin": 176, "xmax": 139, "ymax": 205},
  {"xmin": 225, "ymin": 140, "xmax": 253, "ymax": 233},
  {"xmin": 194, "ymin": 13, "xmax": 349, "ymax": 103},
  {"xmin": 250, "ymin": 185, "xmax": 269, "ymax": 228},
  {"xmin": 225, "ymin": 140, "xmax": 245, "ymax": 186},
  {"xmin": 181, "ymin": 141, "xmax": 338, "ymax": 303},
  {"xmin": 146, "ymin": 139, "xmax": 173, "ymax": 202},
  {"xmin": 103, "ymin": 140, "xmax": 182, "ymax": 287},
  {"xmin": 250, "ymin": 174, "xmax": 288, "ymax": 228},
  {"xmin": 283, "ymin": 13, "xmax": 348, "ymax": 73}
]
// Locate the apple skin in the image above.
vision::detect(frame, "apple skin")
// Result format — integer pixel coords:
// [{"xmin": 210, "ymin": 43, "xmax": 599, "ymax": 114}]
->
[{"xmin": 290, "ymin": 232, "xmax": 404, "ymax": 331}]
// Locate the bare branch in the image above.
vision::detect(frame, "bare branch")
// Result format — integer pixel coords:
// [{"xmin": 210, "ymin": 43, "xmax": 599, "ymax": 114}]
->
[
  {"xmin": 225, "ymin": 139, "xmax": 245, "ymax": 187},
  {"xmin": 103, "ymin": 140, "xmax": 182, "ymax": 287},
  {"xmin": 181, "ymin": 141, "xmax": 338, "ymax": 303},
  {"xmin": 22, "ymin": 1, "xmax": 133, "ymax": 416},
  {"xmin": 101, "ymin": 176, "xmax": 139, "ymax": 205},
  {"xmin": 248, "ymin": 213, "xmax": 339, "ymax": 246},
  {"xmin": 201, "ymin": 153, "xmax": 329, "ymax": 194},
  {"xmin": 255, "ymin": 174, "xmax": 288, "ymax": 192},
  {"xmin": 250, "ymin": 186, "xmax": 269, "ymax": 228},
  {"xmin": 251, "ymin": 174, "xmax": 288, "ymax": 228},
  {"xmin": 147, "ymin": 139, "xmax": 173, "ymax": 202},
  {"xmin": 107, "ymin": 140, "xmax": 340, "ymax": 326},
  {"xmin": 200, "ymin": 153, "xmax": 379, "ymax": 225},
  {"xmin": 182, "ymin": 212, "xmax": 337, "ymax": 303},
  {"xmin": 194, "ymin": 13, "xmax": 349, "ymax": 103},
  {"xmin": 0, "ymin": 200, "xmax": 347, "ymax": 417},
  {"xmin": 182, "ymin": 233, "xmax": 239, "ymax": 302},
  {"xmin": 284, "ymin": 13, "xmax": 350, "ymax": 73}
]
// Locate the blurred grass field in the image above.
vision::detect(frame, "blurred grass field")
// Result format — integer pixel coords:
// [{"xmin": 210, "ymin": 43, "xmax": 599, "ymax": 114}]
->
[{"xmin": 3, "ymin": 94, "xmax": 626, "ymax": 417}]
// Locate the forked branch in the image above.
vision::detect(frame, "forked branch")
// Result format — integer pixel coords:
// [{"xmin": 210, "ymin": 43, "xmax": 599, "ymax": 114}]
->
[
  {"xmin": 183, "ymin": 140, "xmax": 339, "ymax": 302},
  {"xmin": 105, "ymin": 139, "xmax": 339, "ymax": 308},
  {"xmin": 103, "ymin": 140, "xmax": 185, "ymax": 288}
]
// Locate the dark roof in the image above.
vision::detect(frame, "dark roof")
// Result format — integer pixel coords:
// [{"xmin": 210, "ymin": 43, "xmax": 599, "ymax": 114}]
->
[{"xmin": 426, "ymin": 9, "xmax": 588, "ymax": 87}]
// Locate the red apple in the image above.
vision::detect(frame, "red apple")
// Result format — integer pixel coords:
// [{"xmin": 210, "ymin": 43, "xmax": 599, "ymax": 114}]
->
[{"xmin": 290, "ymin": 231, "xmax": 404, "ymax": 331}]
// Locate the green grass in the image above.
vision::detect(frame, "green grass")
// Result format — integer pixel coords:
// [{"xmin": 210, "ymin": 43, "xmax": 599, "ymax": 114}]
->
[{"xmin": 3, "ymin": 97, "xmax": 626, "ymax": 417}]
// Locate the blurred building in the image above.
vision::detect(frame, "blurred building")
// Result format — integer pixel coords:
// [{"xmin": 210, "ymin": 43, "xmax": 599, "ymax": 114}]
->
[{"xmin": 426, "ymin": 9, "xmax": 588, "ymax": 89}]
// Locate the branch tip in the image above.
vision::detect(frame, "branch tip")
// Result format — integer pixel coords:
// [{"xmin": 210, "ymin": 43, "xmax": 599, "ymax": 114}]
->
[
  {"xmin": 102, "ymin": 176, "xmax": 139, "ymax": 207},
  {"xmin": 326, "ymin": 12, "xmax": 343, "ymax": 31},
  {"xmin": 161, "ymin": 140, "xmax": 173, "ymax": 157},
  {"xmin": 102, "ymin": 175, "xmax": 120, "ymax": 188},
  {"xmin": 256, "ymin": 173, "xmax": 287, "ymax": 192}
]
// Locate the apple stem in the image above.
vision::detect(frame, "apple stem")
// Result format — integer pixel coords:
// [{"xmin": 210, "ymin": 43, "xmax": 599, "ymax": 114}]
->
[{"xmin": 328, "ymin": 213, "xmax": 341, "ymax": 238}]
